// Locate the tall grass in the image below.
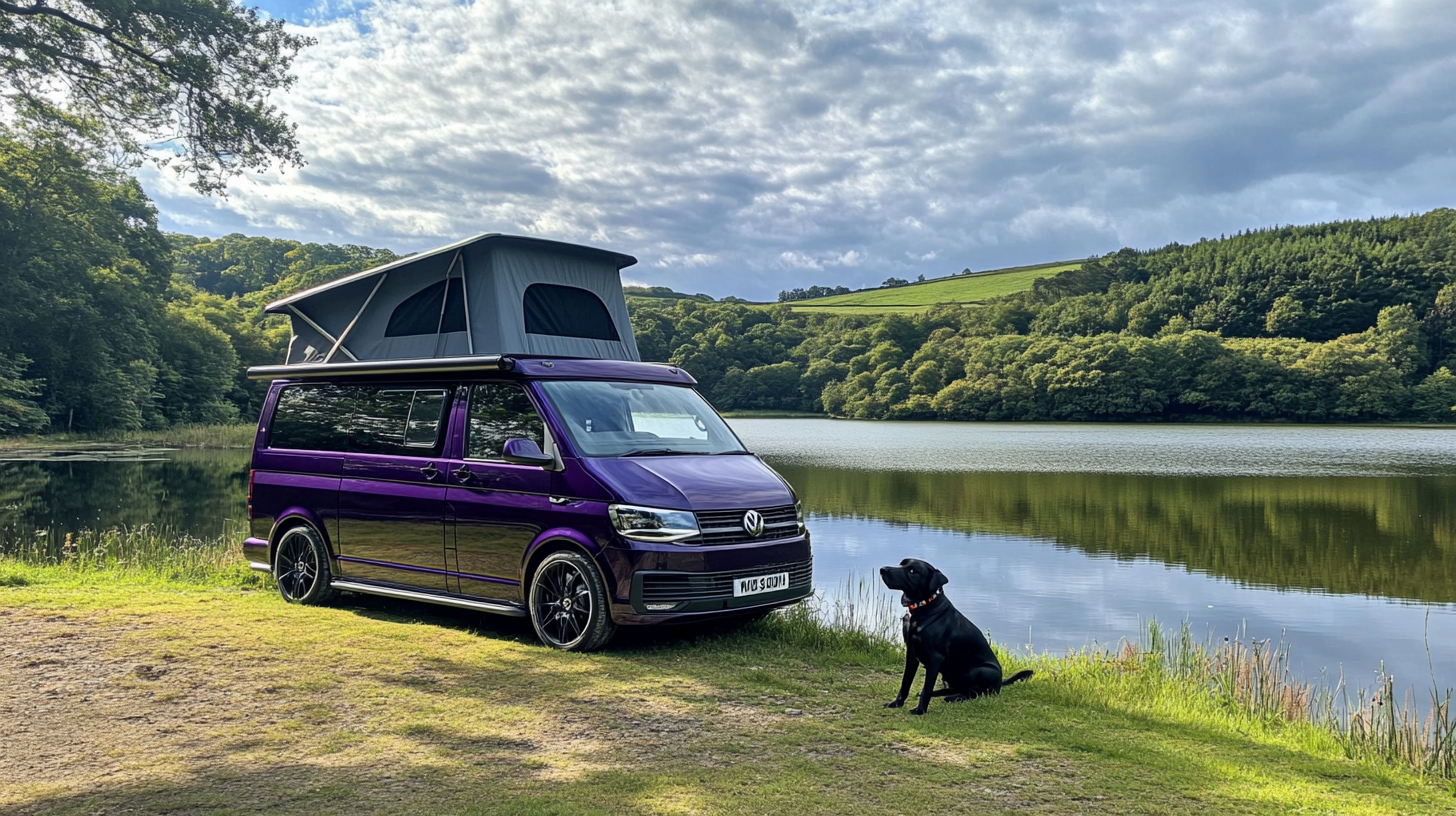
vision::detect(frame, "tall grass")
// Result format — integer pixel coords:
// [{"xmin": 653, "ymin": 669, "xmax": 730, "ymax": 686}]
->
[
  {"xmin": 0, "ymin": 522, "xmax": 261, "ymax": 587},
  {"xmin": 1048, "ymin": 620, "xmax": 1455, "ymax": 780},
  {"xmin": 788, "ymin": 578, "xmax": 1456, "ymax": 781},
  {"xmin": 760, "ymin": 576, "xmax": 902, "ymax": 662},
  {"xmin": 0, "ymin": 422, "xmax": 255, "ymax": 450}
]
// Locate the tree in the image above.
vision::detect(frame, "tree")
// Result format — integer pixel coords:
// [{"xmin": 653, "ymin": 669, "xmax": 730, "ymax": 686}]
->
[
  {"xmin": 0, "ymin": 352, "xmax": 47, "ymax": 434},
  {"xmin": 1412, "ymin": 368, "xmax": 1456, "ymax": 421},
  {"xmin": 0, "ymin": 0, "xmax": 312, "ymax": 194}
]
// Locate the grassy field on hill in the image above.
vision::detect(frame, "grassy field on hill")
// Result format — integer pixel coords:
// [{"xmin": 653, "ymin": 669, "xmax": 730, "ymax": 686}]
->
[{"xmin": 787, "ymin": 261, "xmax": 1081, "ymax": 313}]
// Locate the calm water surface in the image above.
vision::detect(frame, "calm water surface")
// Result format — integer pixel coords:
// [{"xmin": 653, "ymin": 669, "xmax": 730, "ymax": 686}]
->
[{"xmin": 3, "ymin": 421, "xmax": 1453, "ymax": 692}]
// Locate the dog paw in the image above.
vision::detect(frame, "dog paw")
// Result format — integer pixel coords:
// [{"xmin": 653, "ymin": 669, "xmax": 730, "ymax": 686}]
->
[
  {"xmin": 884, "ymin": 699, "xmax": 905, "ymax": 709},
  {"xmin": 943, "ymin": 693, "xmax": 969, "ymax": 703},
  {"xmin": 909, "ymin": 706, "xmax": 928, "ymax": 716}
]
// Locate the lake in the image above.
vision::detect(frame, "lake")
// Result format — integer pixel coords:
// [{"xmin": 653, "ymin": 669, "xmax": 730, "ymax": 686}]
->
[{"xmin": 3, "ymin": 420, "xmax": 1453, "ymax": 694}]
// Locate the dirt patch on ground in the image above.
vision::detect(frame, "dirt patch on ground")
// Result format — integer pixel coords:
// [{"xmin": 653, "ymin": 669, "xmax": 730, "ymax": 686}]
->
[
  {"xmin": 0, "ymin": 609, "xmax": 259, "ymax": 793},
  {"xmin": 0, "ymin": 607, "xmax": 851, "ymax": 814}
]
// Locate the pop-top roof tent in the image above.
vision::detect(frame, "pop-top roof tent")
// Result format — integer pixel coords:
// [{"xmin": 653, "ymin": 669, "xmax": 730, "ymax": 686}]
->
[{"xmin": 264, "ymin": 233, "xmax": 641, "ymax": 367}]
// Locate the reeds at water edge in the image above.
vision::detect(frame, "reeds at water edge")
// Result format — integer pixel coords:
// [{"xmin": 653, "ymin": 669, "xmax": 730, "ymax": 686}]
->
[
  {"xmin": 0, "ymin": 522, "xmax": 258, "ymax": 585},
  {"xmin": 796, "ymin": 577, "xmax": 1456, "ymax": 781},
  {"xmin": 1137, "ymin": 617, "xmax": 1455, "ymax": 779}
]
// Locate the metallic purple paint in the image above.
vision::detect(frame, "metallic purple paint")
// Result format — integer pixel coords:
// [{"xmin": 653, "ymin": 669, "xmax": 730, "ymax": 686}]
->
[
  {"xmin": 582, "ymin": 454, "xmax": 793, "ymax": 510},
  {"xmin": 248, "ymin": 358, "xmax": 812, "ymax": 634}
]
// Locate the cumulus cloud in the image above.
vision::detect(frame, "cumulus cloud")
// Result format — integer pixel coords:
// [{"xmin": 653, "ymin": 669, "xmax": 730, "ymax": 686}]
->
[{"xmin": 143, "ymin": 0, "xmax": 1456, "ymax": 298}]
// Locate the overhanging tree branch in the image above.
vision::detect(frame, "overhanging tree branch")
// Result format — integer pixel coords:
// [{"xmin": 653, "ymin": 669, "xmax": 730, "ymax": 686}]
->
[{"xmin": 0, "ymin": 0, "xmax": 314, "ymax": 195}]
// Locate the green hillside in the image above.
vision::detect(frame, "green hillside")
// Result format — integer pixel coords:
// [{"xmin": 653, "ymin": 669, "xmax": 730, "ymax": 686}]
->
[
  {"xmin": 623, "ymin": 285, "xmax": 714, "ymax": 303},
  {"xmin": 787, "ymin": 260, "xmax": 1081, "ymax": 313}
]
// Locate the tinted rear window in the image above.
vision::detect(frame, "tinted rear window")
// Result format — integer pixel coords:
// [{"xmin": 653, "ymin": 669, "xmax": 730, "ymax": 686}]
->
[
  {"xmin": 269, "ymin": 385, "xmax": 354, "ymax": 451},
  {"xmin": 268, "ymin": 384, "xmax": 450, "ymax": 455}
]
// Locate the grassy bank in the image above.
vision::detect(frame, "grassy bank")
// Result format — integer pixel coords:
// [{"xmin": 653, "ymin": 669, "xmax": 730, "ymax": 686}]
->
[
  {"xmin": 0, "ymin": 423, "xmax": 255, "ymax": 451},
  {"xmin": 2, "ymin": 543, "xmax": 1454, "ymax": 814}
]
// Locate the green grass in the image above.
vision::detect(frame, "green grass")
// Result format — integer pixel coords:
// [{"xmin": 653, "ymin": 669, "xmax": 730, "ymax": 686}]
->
[
  {"xmin": 2, "ymin": 539, "xmax": 1454, "ymax": 814},
  {"xmin": 787, "ymin": 261, "xmax": 1080, "ymax": 313},
  {"xmin": 0, "ymin": 422, "xmax": 255, "ymax": 450},
  {"xmin": 0, "ymin": 523, "xmax": 263, "ymax": 589}
]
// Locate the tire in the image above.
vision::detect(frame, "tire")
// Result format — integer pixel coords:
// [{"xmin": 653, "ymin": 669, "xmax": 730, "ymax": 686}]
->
[
  {"xmin": 273, "ymin": 525, "xmax": 339, "ymax": 606},
  {"xmin": 528, "ymin": 550, "xmax": 616, "ymax": 651}
]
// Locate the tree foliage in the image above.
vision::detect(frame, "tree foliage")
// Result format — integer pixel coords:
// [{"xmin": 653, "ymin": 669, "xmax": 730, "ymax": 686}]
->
[
  {"xmin": 0, "ymin": 0, "xmax": 312, "ymax": 194},
  {"xmin": 4, "ymin": 122, "xmax": 1454, "ymax": 436},
  {"xmin": 777, "ymin": 284, "xmax": 850, "ymax": 302},
  {"xmin": 630, "ymin": 210, "xmax": 1456, "ymax": 423},
  {"xmin": 0, "ymin": 126, "xmax": 392, "ymax": 434}
]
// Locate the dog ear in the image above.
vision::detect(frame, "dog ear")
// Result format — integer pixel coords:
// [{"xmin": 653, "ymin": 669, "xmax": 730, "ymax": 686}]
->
[{"xmin": 929, "ymin": 568, "xmax": 948, "ymax": 594}]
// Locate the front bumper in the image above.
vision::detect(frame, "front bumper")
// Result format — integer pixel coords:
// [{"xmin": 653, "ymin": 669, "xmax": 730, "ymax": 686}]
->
[{"xmin": 601, "ymin": 532, "xmax": 812, "ymax": 625}]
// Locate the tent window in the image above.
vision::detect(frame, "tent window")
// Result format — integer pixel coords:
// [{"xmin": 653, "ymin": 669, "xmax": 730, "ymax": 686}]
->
[
  {"xmin": 524, "ymin": 284, "xmax": 619, "ymax": 341},
  {"xmin": 386, "ymin": 278, "xmax": 467, "ymax": 337}
]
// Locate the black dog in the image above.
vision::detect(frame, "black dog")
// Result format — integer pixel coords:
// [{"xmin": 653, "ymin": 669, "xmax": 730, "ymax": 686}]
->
[{"xmin": 879, "ymin": 558, "xmax": 1033, "ymax": 715}]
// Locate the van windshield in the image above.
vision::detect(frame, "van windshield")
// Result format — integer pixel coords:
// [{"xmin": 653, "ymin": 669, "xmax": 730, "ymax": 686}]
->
[{"xmin": 536, "ymin": 381, "xmax": 747, "ymax": 457}]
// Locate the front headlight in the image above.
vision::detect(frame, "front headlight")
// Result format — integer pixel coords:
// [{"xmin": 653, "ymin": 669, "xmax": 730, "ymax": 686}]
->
[
  {"xmin": 795, "ymin": 500, "xmax": 805, "ymax": 530},
  {"xmin": 608, "ymin": 504, "xmax": 700, "ymax": 543}
]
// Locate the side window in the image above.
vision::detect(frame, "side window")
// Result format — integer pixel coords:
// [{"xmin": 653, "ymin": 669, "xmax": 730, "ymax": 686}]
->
[
  {"xmin": 466, "ymin": 383, "xmax": 545, "ymax": 461},
  {"xmin": 269, "ymin": 385, "xmax": 354, "ymax": 451},
  {"xmin": 351, "ymin": 387, "xmax": 449, "ymax": 455},
  {"xmin": 405, "ymin": 390, "xmax": 449, "ymax": 447}
]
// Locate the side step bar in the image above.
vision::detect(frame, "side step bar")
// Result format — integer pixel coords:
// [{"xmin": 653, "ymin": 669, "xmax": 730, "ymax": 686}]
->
[{"xmin": 330, "ymin": 580, "xmax": 528, "ymax": 618}]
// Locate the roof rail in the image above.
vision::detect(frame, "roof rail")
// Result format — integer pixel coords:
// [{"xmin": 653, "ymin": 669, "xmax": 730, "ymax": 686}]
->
[{"xmin": 247, "ymin": 355, "xmax": 515, "ymax": 380}]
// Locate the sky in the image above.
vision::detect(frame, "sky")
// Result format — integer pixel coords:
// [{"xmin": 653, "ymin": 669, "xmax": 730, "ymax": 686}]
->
[{"xmin": 141, "ymin": 0, "xmax": 1456, "ymax": 300}]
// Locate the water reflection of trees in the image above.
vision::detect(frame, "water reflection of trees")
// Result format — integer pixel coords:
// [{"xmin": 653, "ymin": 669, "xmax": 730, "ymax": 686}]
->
[
  {"xmin": 776, "ymin": 465, "xmax": 1456, "ymax": 604},
  {"xmin": 0, "ymin": 450, "xmax": 248, "ymax": 555}
]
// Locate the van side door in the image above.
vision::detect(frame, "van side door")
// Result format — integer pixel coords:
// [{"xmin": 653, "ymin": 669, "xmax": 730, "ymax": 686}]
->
[
  {"xmin": 336, "ymin": 386, "xmax": 452, "ymax": 590},
  {"xmin": 445, "ymin": 382, "xmax": 553, "ymax": 603}
]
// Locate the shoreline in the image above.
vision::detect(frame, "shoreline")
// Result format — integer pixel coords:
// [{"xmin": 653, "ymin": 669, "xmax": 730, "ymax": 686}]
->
[
  {"xmin": 1, "ymin": 554, "xmax": 1453, "ymax": 814},
  {"xmin": 6, "ymin": 417, "xmax": 1456, "ymax": 454}
]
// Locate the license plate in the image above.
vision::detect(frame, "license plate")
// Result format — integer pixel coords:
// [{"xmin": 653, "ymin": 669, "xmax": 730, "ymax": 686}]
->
[{"xmin": 734, "ymin": 571, "xmax": 790, "ymax": 597}]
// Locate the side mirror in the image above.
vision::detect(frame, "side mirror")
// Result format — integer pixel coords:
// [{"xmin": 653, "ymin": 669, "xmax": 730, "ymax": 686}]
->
[{"xmin": 502, "ymin": 438, "xmax": 555, "ymax": 468}]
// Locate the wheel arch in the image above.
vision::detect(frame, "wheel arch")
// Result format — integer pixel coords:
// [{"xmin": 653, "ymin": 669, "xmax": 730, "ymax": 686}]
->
[
  {"xmin": 521, "ymin": 529, "xmax": 609, "ymax": 593},
  {"xmin": 267, "ymin": 511, "xmax": 335, "ymax": 567}
]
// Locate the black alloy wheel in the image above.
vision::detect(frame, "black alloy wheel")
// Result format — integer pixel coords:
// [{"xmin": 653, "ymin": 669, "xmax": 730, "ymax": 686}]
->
[
  {"xmin": 529, "ymin": 550, "xmax": 616, "ymax": 651},
  {"xmin": 274, "ymin": 525, "xmax": 338, "ymax": 606}
]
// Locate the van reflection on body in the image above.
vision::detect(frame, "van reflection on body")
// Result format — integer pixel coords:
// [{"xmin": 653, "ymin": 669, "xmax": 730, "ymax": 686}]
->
[{"xmin": 243, "ymin": 356, "xmax": 812, "ymax": 651}]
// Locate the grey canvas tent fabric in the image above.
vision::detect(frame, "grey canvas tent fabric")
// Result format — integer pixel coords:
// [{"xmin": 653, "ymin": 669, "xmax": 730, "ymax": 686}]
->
[{"xmin": 266, "ymin": 234, "xmax": 641, "ymax": 364}]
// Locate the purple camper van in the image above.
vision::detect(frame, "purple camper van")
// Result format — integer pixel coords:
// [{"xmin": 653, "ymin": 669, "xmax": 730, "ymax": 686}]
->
[{"xmin": 242, "ymin": 235, "xmax": 811, "ymax": 650}]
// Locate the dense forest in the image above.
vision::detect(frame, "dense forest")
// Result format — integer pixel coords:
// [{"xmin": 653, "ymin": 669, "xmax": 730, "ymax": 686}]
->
[
  {"xmin": 2, "ymin": 125, "xmax": 1455, "ymax": 435},
  {"xmin": 635, "ymin": 212, "xmax": 1456, "ymax": 423}
]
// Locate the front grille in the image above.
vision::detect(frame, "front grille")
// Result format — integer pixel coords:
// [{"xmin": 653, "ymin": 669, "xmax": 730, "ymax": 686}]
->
[
  {"xmin": 693, "ymin": 504, "xmax": 800, "ymax": 545},
  {"xmin": 639, "ymin": 560, "xmax": 813, "ymax": 604}
]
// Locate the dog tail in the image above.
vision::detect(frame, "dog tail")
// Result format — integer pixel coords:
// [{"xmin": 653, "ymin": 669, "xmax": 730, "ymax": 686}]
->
[{"xmin": 1000, "ymin": 669, "xmax": 1034, "ymax": 688}]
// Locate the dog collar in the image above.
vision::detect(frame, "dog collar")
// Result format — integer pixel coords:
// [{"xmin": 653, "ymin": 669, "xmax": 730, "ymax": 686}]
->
[{"xmin": 906, "ymin": 590, "xmax": 940, "ymax": 610}]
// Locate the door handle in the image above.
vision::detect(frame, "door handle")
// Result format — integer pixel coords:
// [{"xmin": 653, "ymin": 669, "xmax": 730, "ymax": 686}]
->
[
  {"xmin": 420, "ymin": 461, "xmax": 439, "ymax": 480},
  {"xmin": 452, "ymin": 465, "xmax": 472, "ymax": 483}
]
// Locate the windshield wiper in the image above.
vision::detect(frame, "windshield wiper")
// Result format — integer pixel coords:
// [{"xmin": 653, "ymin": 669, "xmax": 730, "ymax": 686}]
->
[
  {"xmin": 621, "ymin": 448, "xmax": 690, "ymax": 457},
  {"xmin": 711, "ymin": 450, "xmax": 753, "ymax": 455}
]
